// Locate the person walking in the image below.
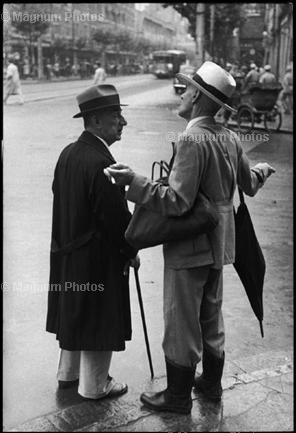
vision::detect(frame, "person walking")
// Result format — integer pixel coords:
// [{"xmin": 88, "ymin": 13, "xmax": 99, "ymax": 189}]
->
[
  {"xmin": 3, "ymin": 55, "xmax": 25, "ymax": 105},
  {"xmin": 280, "ymin": 66, "xmax": 293, "ymax": 114},
  {"xmin": 93, "ymin": 61, "xmax": 107, "ymax": 85},
  {"xmin": 46, "ymin": 84, "xmax": 140, "ymax": 400},
  {"xmin": 259, "ymin": 65, "xmax": 277, "ymax": 86},
  {"xmin": 106, "ymin": 61, "xmax": 275, "ymax": 414}
]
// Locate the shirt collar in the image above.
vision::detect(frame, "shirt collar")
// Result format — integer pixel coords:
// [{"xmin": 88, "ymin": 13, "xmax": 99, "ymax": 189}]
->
[
  {"xmin": 186, "ymin": 116, "xmax": 212, "ymax": 130},
  {"xmin": 93, "ymin": 134, "xmax": 109, "ymax": 149}
]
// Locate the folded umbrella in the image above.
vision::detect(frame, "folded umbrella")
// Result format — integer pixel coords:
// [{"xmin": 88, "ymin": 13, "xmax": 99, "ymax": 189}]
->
[{"xmin": 233, "ymin": 188, "xmax": 265, "ymax": 337}]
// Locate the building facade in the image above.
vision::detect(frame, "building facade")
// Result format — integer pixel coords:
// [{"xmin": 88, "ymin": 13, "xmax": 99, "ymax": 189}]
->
[
  {"xmin": 239, "ymin": 3, "xmax": 266, "ymax": 67},
  {"xmin": 3, "ymin": 3, "xmax": 192, "ymax": 78},
  {"xmin": 262, "ymin": 3, "xmax": 293, "ymax": 81}
]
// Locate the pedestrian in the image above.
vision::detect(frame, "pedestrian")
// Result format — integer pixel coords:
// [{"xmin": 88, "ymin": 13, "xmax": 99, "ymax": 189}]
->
[
  {"xmin": 225, "ymin": 62, "xmax": 232, "ymax": 73},
  {"xmin": 45, "ymin": 61, "xmax": 52, "ymax": 80},
  {"xmin": 106, "ymin": 61, "xmax": 276, "ymax": 414},
  {"xmin": 93, "ymin": 61, "xmax": 107, "ymax": 84},
  {"xmin": 259, "ymin": 64, "xmax": 277, "ymax": 87},
  {"xmin": 243, "ymin": 63, "xmax": 259, "ymax": 90},
  {"xmin": 280, "ymin": 66, "xmax": 293, "ymax": 114},
  {"xmin": 46, "ymin": 84, "xmax": 140, "ymax": 399},
  {"xmin": 3, "ymin": 54, "xmax": 25, "ymax": 105},
  {"xmin": 53, "ymin": 61, "xmax": 60, "ymax": 78}
]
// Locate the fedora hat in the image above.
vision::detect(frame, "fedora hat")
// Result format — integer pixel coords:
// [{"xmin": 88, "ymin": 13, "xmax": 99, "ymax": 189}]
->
[
  {"xmin": 73, "ymin": 84, "xmax": 127, "ymax": 118},
  {"xmin": 176, "ymin": 61, "xmax": 237, "ymax": 113}
]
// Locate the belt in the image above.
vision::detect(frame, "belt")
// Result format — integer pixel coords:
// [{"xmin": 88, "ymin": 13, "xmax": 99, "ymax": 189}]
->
[{"xmin": 51, "ymin": 230, "xmax": 101, "ymax": 256}]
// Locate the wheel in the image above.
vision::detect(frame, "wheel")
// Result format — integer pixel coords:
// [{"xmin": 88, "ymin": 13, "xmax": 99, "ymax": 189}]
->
[
  {"xmin": 264, "ymin": 107, "xmax": 282, "ymax": 132},
  {"xmin": 237, "ymin": 106, "xmax": 255, "ymax": 133}
]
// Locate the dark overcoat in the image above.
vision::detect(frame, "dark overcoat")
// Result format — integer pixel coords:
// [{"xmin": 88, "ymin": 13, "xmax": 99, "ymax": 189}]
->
[{"xmin": 46, "ymin": 130, "xmax": 136, "ymax": 351}]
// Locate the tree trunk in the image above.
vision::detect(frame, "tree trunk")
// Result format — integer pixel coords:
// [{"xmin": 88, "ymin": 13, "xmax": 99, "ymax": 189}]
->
[{"xmin": 37, "ymin": 35, "xmax": 43, "ymax": 79}]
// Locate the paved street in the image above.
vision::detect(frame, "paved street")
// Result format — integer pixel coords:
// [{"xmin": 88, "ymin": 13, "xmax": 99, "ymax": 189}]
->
[{"xmin": 3, "ymin": 75, "xmax": 293, "ymax": 431}]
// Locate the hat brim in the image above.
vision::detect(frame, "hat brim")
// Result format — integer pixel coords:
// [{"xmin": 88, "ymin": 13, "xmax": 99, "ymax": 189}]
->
[
  {"xmin": 176, "ymin": 73, "xmax": 237, "ymax": 113},
  {"xmin": 73, "ymin": 103, "xmax": 128, "ymax": 118}
]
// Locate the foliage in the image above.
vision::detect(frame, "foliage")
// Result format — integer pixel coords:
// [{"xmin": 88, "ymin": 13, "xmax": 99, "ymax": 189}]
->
[
  {"xmin": 92, "ymin": 27, "xmax": 167, "ymax": 55},
  {"xmin": 163, "ymin": 3, "xmax": 246, "ymax": 60},
  {"xmin": 10, "ymin": 3, "xmax": 50, "ymax": 40}
]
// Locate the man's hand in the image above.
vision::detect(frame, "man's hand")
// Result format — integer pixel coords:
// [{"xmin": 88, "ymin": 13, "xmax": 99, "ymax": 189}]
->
[
  {"xmin": 105, "ymin": 163, "xmax": 135, "ymax": 186},
  {"xmin": 123, "ymin": 254, "xmax": 141, "ymax": 276},
  {"xmin": 253, "ymin": 163, "xmax": 276, "ymax": 182}
]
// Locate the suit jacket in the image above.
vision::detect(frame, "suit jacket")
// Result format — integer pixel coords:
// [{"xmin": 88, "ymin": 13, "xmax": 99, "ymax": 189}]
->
[
  {"xmin": 46, "ymin": 130, "xmax": 137, "ymax": 351},
  {"xmin": 127, "ymin": 117, "xmax": 262, "ymax": 269}
]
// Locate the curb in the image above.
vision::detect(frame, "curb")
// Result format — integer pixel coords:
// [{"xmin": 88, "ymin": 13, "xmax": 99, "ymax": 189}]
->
[
  {"xmin": 20, "ymin": 73, "xmax": 148, "ymax": 86},
  {"xmin": 7, "ymin": 361, "xmax": 293, "ymax": 432}
]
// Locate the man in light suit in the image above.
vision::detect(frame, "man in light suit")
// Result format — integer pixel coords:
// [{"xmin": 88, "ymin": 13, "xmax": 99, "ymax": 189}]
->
[
  {"xmin": 93, "ymin": 61, "xmax": 107, "ymax": 85},
  {"xmin": 106, "ymin": 61, "xmax": 275, "ymax": 414}
]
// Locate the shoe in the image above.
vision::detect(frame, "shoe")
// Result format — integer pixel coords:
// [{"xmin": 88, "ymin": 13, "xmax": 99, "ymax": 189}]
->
[
  {"xmin": 95, "ymin": 376, "xmax": 128, "ymax": 400},
  {"xmin": 193, "ymin": 350, "xmax": 224, "ymax": 401},
  {"xmin": 194, "ymin": 374, "xmax": 222, "ymax": 401},
  {"xmin": 58, "ymin": 379, "xmax": 79, "ymax": 389},
  {"xmin": 140, "ymin": 357, "xmax": 195, "ymax": 414}
]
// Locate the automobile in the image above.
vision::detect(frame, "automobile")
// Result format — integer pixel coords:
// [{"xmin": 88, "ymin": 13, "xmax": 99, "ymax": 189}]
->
[{"xmin": 173, "ymin": 64, "xmax": 195, "ymax": 94}]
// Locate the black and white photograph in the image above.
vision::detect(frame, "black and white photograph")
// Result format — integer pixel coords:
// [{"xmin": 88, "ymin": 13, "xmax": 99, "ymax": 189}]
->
[{"xmin": 3, "ymin": 2, "xmax": 293, "ymax": 431}]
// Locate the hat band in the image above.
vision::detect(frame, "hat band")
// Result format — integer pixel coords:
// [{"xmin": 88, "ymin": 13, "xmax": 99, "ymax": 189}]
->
[
  {"xmin": 79, "ymin": 94, "xmax": 120, "ymax": 113},
  {"xmin": 193, "ymin": 73, "xmax": 228, "ymax": 103}
]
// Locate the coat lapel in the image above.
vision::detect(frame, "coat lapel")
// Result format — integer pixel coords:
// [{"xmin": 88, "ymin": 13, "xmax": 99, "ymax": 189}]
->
[{"xmin": 78, "ymin": 130, "xmax": 116, "ymax": 163}]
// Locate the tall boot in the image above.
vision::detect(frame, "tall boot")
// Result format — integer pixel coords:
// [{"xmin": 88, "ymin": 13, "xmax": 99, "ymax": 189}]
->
[
  {"xmin": 140, "ymin": 357, "xmax": 195, "ymax": 414},
  {"xmin": 194, "ymin": 350, "xmax": 224, "ymax": 401}
]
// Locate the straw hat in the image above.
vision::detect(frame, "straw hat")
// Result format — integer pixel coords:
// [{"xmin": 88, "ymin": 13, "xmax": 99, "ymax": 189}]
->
[{"xmin": 176, "ymin": 61, "xmax": 237, "ymax": 113}]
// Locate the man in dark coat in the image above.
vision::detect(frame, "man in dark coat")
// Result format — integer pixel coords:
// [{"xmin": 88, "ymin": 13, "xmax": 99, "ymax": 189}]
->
[{"xmin": 46, "ymin": 84, "xmax": 139, "ymax": 399}]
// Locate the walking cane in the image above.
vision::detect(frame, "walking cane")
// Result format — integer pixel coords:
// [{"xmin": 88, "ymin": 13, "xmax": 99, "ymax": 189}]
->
[{"xmin": 134, "ymin": 268, "xmax": 154, "ymax": 379}]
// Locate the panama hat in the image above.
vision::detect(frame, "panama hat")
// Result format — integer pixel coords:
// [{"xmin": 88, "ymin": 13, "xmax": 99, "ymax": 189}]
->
[
  {"xmin": 73, "ymin": 84, "xmax": 127, "ymax": 118},
  {"xmin": 264, "ymin": 64, "xmax": 271, "ymax": 71},
  {"xmin": 176, "ymin": 61, "xmax": 237, "ymax": 113}
]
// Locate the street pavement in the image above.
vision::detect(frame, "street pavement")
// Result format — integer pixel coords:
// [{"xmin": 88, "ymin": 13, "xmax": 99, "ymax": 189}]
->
[{"xmin": 3, "ymin": 76, "xmax": 293, "ymax": 431}]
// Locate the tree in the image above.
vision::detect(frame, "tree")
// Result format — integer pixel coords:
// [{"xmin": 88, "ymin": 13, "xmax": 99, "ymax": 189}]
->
[
  {"xmin": 10, "ymin": 3, "xmax": 50, "ymax": 71},
  {"xmin": 163, "ymin": 3, "xmax": 246, "ymax": 63}
]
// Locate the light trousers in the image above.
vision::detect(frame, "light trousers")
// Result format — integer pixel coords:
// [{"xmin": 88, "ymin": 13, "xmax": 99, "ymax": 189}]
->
[
  {"xmin": 57, "ymin": 349, "xmax": 113, "ymax": 399},
  {"xmin": 162, "ymin": 265, "xmax": 224, "ymax": 368}
]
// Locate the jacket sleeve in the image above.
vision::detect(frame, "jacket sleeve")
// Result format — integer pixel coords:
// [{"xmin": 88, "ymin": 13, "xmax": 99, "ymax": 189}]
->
[
  {"xmin": 126, "ymin": 136, "xmax": 203, "ymax": 217},
  {"xmin": 236, "ymin": 143, "xmax": 263, "ymax": 196},
  {"xmin": 89, "ymin": 167, "xmax": 137, "ymax": 259}
]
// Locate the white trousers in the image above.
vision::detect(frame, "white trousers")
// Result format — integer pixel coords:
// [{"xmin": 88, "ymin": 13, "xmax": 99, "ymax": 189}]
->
[{"xmin": 57, "ymin": 349, "xmax": 113, "ymax": 399}]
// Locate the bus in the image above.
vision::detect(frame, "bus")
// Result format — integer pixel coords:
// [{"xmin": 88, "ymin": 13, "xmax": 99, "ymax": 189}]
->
[{"xmin": 150, "ymin": 50, "xmax": 187, "ymax": 78}]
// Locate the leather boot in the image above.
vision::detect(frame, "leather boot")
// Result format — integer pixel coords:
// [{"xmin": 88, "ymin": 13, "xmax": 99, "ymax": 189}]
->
[
  {"xmin": 140, "ymin": 358, "xmax": 195, "ymax": 414},
  {"xmin": 194, "ymin": 350, "xmax": 224, "ymax": 401}
]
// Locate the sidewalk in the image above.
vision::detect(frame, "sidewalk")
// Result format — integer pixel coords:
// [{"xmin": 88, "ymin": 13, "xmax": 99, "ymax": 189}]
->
[
  {"xmin": 20, "ymin": 73, "xmax": 147, "ymax": 85},
  {"xmin": 4, "ymin": 84, "xmax": 293, "ymax": 433},
  {"xmin": 9, "ymin": 351, "xmax": 293, "ymax": 432}
]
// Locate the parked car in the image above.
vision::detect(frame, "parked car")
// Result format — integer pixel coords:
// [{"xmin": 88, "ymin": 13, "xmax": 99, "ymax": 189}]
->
[{"xmin": 173, "ymin": 64, "xmax": 195, "ymax": 94}]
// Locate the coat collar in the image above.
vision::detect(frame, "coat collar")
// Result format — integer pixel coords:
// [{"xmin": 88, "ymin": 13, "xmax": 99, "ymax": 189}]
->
[
  {"xmin": 78, "ymin": 130, "xmax": 116, "ymax": 163},
  {"xmin": 186, "ymin": 116, "xmax": 216, "ymax": 130}
]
